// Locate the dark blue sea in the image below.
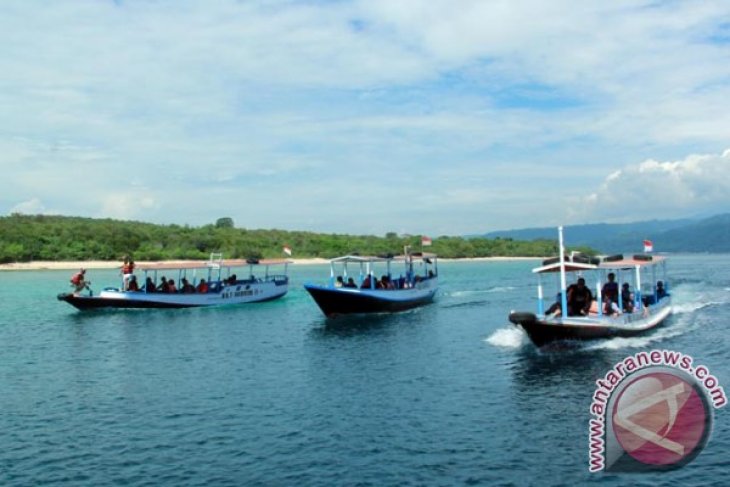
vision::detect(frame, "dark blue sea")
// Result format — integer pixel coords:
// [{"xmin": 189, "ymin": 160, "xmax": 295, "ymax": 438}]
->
[{"xmin": 1, "ymin": 255, "xmax": 728, "ymax": 486}]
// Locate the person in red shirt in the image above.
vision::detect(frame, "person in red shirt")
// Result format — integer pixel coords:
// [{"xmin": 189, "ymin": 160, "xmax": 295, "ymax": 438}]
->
[{"xmin": 196, "ymin": 279, "xmax": 209, "ymax": 293}]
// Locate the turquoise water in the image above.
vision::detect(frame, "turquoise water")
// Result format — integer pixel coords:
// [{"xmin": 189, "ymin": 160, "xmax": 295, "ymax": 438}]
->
[{"xmin": 1, "ymin": 256, "xmax": 728, "ymax": 485}]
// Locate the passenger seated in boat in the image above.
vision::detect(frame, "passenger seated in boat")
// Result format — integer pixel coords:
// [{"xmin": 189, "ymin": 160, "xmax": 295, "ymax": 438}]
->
[
  {"xmin": 601, "ymin": 273, "xmax": 619, "ymax": 315},
  {"xmin": 167, "ymin": 279, "xmax": 177, "ymax": 293},
  {"xmin": 335, "ymin": 276, "xmax": 344, "ymax": 288},
  {"xmin": 381, "ymin": 275, "xmax": 395, "ymax": 290},
  {"xmin": 180, "ymin": 278, "xmax": 195, "ymax": 294},
  {"xmin": 157, "ymin": 277, "xmax": 168, "ymax": 293},
  {"xmin": 567, "ymin": 277, "xmax": 593, "ymax": 316},
  {"xmin": 642, "ymin": 281, "xmax": 668, "ymax": 306},
  {"xmin": 546, "ymin": 292, "xmax": 563, "ymax": 317},
  {"xmin": 344, "ymin": 277, "xmax": 357, "ymax": 288},
  {"xmin": 127, "ymin": 275, "xmax": 140, "ymax": 292},
  {"xmin": 621, "ymin": 283, "xmax": 635, "ymax": 313},
  {"xmin": 144, "ymin": 277, "xmax": 156, "ymax": 293},
  {"xmin": 227, "ymin": 274, "xmax": 237, "ymax": 285},
  {"xmin": 196, "ymin": 279, "xmax": 209, "ymax": 293},
  {"xmin": 361, "ymin": 275, "xmax": 373, "ymax": 289}
]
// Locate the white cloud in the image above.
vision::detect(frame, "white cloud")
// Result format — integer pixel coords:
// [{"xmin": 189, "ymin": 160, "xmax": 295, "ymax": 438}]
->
[
  {"xmin": 570, "ymin": 149, "xmax": 730, "ymax": 223},
  {"xmin": 10, "ymin": 198, "xmax": 46, "ymax": 215}
]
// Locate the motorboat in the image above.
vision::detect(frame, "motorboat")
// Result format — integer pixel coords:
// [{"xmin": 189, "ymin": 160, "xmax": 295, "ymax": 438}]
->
[
  {"xmin": 304, "ymin": 251, "xmax": 438, "ymax": 317},
  {"xmin": 508, "ymin": 227, "xmax": 671, "ymax": 347},
  {"xmin": 57, "ymin": 254, "xmax": 290, "ymax": 310}
]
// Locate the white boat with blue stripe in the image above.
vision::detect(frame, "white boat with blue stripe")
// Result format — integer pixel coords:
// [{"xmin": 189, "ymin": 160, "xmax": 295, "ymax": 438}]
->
[
  {"xmin": 304, "ymin": 252, "xmax": 438, "ymax": 317},
  {"xmin": 509, "ymin": 227, "xmax": 672, "ymax": 347},
  {"xmin": 58, "ymin": 254, "xmax": 290, "ymax": 310}
]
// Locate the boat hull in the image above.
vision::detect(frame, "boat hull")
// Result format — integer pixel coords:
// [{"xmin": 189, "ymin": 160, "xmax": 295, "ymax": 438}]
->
[
  {"xmin": 509, "ymin": 301, "xmax": 672, "ymax": 347},
  {"xmin": 58, "ymin": 280, "xmax": 288, "ymax": 311},
  {"xmin": 304, "ymin": 282, "xmax": 437, "ymax": 317}
]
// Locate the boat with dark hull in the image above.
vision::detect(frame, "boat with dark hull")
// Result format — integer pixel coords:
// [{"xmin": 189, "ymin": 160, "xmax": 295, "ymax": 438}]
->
[
  {"xmin": 58, "ymin": 256, "xmax": 290, "ymax": 311},
  {"xmin": 304, "ymin": 253, "xmax": 438, "ymax": 317},
  {"xmin": 509, "ymin": 227, "xmax": 672, "ymax": 347}
]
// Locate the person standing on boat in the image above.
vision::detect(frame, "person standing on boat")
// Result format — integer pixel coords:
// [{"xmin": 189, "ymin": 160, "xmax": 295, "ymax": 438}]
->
[
  {"xmin": 567, "ymin": 277, "xmax": 593, "ymax": 316},
  {"xmin": 70, "ymin": 268, "xmax": 90, "ymax": 295},
  {"xmin": 121, "ymin": 255, "xmax": 135, "ymax": 291}
]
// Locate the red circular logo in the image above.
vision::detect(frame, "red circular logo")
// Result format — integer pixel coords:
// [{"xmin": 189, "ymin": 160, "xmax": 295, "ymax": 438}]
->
[{"xmin": 612, "ymin": 372, "xmax": 709, "ymax": 466}]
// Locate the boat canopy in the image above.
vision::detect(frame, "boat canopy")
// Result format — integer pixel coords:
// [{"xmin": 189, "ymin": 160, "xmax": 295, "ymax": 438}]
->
[
  {"xmin": 533, "ymin": 254, "xmax": 665, "ymax": 274},
  {"xmin": 136, "ymin": 258, "xmax": 291, "ymax": 271},
  {"xmin": 599, "ymin": 255, "xmax": 666, "ymax": 270},
  {"xmin": 532, "ymin": 262, "xmax": 597, "ymax": 274},
  {"xmin": 329, "ymin": 253, "xmax": 437, "ymax": 264}
]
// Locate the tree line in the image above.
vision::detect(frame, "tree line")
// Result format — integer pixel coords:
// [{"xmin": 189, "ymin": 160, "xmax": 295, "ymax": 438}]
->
[{"xmin": 0, "ymin": 214, "xmax": 584, "ymax": 263}]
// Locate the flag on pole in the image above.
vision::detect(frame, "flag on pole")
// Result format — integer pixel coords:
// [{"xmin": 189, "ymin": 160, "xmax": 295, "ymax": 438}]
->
[
  {"xmin": 421, "ymin": 236, "xmax": 432, "ymax": 247},
  {"xmin": 283, "ymin": 245, "xmax": 292, "ymax": 256},
  {"xmin": 643, "ymin": 240, "xmax": 653, "ymax": 253}
]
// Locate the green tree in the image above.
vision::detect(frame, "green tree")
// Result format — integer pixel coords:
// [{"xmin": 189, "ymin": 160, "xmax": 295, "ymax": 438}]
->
[{"xmin": 215, "ymin": 217, "xmax": 234, "ymax": 229}]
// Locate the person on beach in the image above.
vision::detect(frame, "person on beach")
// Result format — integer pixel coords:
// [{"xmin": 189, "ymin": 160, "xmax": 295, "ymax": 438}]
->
[{"xmin": 70, "ymin": 268, "xmax": 90, "ymax": 295}]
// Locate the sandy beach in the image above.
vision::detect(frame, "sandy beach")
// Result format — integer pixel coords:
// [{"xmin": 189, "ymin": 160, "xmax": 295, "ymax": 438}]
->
[{"xmin": 0, "ymin": 256, "xmax": 538, "ymax": 271}]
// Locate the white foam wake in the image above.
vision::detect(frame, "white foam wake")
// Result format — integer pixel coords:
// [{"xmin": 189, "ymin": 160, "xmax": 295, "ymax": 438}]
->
[
  {"xmin": 450, "ymin": 287, "xmax": 516, "ymax": 297},
  {"xmin": 486, "ymin": 327, "xmax": 526, "ymax": 348}
]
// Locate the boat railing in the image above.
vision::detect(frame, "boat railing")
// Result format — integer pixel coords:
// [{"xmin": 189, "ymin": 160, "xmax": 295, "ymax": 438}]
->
[{"xmin": 208, "ymin": 252, "xmax": 223, "ymax": 269}]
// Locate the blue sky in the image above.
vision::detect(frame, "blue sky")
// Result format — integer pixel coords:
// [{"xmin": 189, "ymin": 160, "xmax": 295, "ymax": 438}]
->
[{"xmin": 2, "ymin": 1, "xmax": 730, "ymax": 236}]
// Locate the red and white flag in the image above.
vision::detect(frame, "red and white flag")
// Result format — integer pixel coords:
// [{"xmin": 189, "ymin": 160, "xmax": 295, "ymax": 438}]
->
[
  {"xmin": 283, "ymin": 245, "xmax": 292, "ymax": 256},
  {"xmin": 643, "ymin": 240, "xmax": 653, "ymax": 253},
  {"xmin": 421, "ymin": 236, "xmax": 432, "ymax": 247}
]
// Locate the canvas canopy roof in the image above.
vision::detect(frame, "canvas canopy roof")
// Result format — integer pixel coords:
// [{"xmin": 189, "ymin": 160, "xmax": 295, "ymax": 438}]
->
[{"xmin": 136, "ymin": 258, "xmax": 290, "ymax": 271}]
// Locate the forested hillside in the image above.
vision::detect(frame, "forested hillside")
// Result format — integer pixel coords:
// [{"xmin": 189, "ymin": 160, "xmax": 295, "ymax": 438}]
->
[{"xmin": 0, "ymin": 214, "xmax": 570, "ymax": 263}]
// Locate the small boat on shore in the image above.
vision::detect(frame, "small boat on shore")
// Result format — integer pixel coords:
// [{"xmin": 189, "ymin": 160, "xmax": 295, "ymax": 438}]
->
[
  {"xmin": 508, "ymin": 227, "xmax": 672, "ymax": 347},
  {"xmin": 304, "ymin": 251, "xmax": 438, "ymax": 317},
  {"xmin": 57, "ymin": 255, "xmax": 290, "ymax": 310}
]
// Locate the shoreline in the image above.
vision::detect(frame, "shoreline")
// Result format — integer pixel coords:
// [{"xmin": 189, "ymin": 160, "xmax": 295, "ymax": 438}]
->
[{"xmin": 0, "ymin": 256, "xmax": 539, "ymax": 271}]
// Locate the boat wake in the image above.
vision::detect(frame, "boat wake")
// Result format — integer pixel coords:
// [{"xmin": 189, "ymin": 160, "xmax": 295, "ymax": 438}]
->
[
  {"xmin": 485, "ymin": 327, "xmax": 526, "ymax": 349},
  {"xmin": 450, "ymin": 287, "xmax": 516, "ymax": 297},
  {"xmin": 584, "ymin": 283, "xmax": 724, "ymax": 351}
]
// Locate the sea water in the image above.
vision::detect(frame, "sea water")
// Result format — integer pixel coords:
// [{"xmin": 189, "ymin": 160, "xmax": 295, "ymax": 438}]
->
[{"xmin": 1, "ymin": 256, "xmax": 728, "ymax": 485}]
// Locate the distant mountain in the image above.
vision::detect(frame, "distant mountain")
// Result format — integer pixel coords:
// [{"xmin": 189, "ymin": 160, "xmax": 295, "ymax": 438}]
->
[
  {"xmin": 482, "ymin": 214, "xmax": 730, "ymax": 253},
  {"xmin": 656, "ymin": 213, "xmax": 730, "ymax": 252}
]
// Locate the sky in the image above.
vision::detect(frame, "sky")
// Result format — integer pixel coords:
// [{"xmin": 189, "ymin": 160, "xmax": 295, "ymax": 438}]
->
[{"xmin": 2, "ymin": 1, "xmax": 730, "ymax": 236}]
